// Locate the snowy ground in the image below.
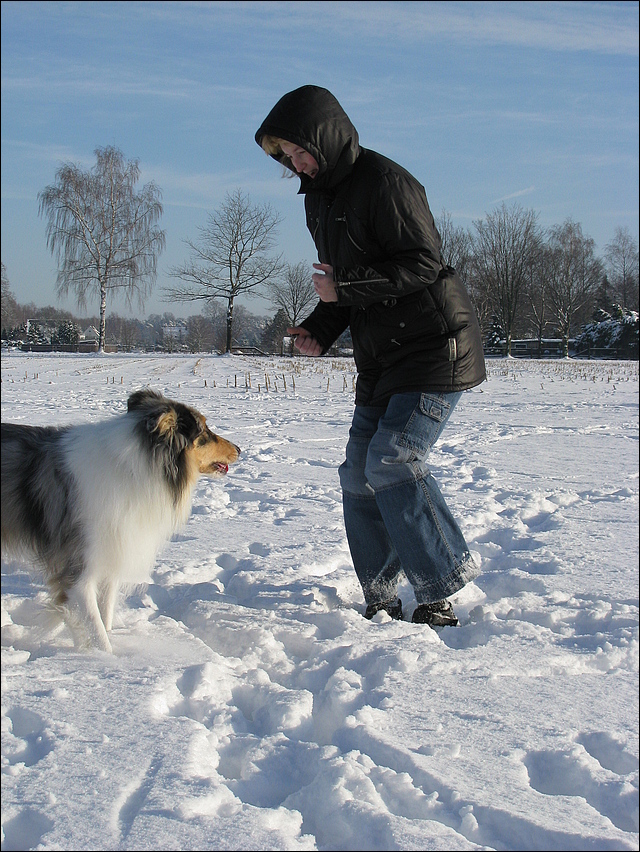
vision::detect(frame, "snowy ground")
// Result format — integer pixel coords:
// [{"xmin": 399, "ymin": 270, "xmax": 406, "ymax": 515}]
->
[{"xmin": 1, "ymin": 351, "xmax": 638, "ymax": 852}]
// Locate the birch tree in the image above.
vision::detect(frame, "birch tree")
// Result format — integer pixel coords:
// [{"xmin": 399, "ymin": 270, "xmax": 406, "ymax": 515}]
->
[{"xmin": 38, "ymin": 146, "xmax": 165, "ymax": 352}]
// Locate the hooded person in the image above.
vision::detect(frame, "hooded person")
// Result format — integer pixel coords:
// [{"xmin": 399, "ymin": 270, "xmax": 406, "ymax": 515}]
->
[{"xmin": 256, "ymin": 86, "xmax": 486, "ymax": 627}]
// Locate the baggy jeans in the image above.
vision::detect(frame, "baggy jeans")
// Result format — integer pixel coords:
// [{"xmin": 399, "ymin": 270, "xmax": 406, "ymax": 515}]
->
[{"xmin": 338, "ymin": 391, "xmax": 479, "ymax": 607}]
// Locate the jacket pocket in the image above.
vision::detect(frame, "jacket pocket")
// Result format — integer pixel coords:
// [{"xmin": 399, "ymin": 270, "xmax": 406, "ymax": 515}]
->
[{"xmin": 334, "ymin": 215, "xmax": 367, "ymax": 255}]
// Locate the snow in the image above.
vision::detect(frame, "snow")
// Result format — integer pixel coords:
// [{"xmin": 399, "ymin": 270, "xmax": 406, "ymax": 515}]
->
[{"xmin": 1, "ymin": 351, "xmax": 638, "ymax": 852}]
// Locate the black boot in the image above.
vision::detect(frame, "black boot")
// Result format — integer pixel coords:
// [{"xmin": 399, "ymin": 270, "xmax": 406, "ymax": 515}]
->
[
  {"xmin": 364, "ymin": 597, "xmax": 403, "ymax": 621},
  {"xmin": 412, "ymin": 599, "xmax": 458, "ymax": 627}
]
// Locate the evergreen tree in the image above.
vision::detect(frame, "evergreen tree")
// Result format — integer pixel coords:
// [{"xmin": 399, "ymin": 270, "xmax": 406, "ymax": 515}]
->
[
  {"xmin": 53, "ymin": 319, "xmax": 80, "ymax": 345},
  {"xmin": 261, "ymin": 309, "xmax": 291, "ymax": 354}
]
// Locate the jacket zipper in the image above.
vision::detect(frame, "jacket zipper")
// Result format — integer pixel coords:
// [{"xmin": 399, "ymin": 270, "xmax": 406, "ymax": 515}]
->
[{"xmin": 335, "ymin": 215, "xmax": 365, "ymax": 254}]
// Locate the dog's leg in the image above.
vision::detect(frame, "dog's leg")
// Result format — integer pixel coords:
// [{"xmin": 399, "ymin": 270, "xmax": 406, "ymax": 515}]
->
[
  {"xmin": 66, "ymin": 579, "xmax": 113, "ymax": 653},
  {"xmin": 98, "ymin": 580, "xmax": 119, "ymax": 633}
]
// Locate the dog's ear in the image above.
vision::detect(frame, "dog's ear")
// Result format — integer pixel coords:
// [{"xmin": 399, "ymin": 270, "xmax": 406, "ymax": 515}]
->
[
  {"xmin": 147, "ymin": 405, "xmax": 201, "ymax": 450},
  {"xmin": 154, "ymin": 409, "xmax": 179, "ymax": 438},
  {"xmin": 128, "ymin": 389, "xmax": 163, "ymax": 412},
  {"xmin": 131, "ymin": 394, "xmax": 203, "ymax": 455},
  {"xmin": 175, "ymin": 407, "xmax": 204, "ymax": 445}
]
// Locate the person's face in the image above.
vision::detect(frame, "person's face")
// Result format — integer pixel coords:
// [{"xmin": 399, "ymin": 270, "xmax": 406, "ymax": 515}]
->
[{"xmin": 280, "ymin": 141, "xmax": 319, "ymax": 179}]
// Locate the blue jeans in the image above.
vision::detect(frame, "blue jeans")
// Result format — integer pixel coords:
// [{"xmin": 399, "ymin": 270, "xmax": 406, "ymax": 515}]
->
[{"xmin": 339, "ymin": 392, "xmax": 479, "ymax": 606}]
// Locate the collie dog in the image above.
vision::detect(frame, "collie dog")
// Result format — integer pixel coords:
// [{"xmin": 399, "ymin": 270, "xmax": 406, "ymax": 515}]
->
[{"xmin": 1, "ymin": 389, "xmax": 240, "ymax": 653}]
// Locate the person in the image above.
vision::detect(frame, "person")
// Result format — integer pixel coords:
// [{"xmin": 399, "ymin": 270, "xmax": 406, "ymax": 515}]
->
[{"xmin": 255, "ymin": 85, "xmax": 486, "ymax": 627}]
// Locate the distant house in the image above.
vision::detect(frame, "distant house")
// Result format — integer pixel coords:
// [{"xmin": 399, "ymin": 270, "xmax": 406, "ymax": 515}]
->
[
  {"xmin": 83, "ymin": 326, "xmax": 99, "ymax": 342},
  {"xmin": 162, "ymin": 324, "xmax": 186, "ymax": 341}
]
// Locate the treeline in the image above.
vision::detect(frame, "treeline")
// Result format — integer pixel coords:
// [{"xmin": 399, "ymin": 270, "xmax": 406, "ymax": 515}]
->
[
  {"xmin": 2, "ymin": 200, "xmax": 639, "ymax": 358},
  {"xmin": 0, "ymin": 297, "xmax": 329, "ymax": 356},
  {"xmin": 437, "ymin": 206, "xmax": 638, "ymax": 358},
  {"xmin": 1, "ymin": 266, "xmax": 353, "ymax": 356}
]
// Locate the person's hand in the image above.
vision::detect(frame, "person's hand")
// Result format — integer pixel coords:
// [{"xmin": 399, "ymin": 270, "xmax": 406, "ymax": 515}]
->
[
  {"xmin": 312, "ymin": 263, "xmax": 338, "ymax": 302},
  {"xmin": 287, "ymin": 326, "xmax": 323, "ymax": 356}
]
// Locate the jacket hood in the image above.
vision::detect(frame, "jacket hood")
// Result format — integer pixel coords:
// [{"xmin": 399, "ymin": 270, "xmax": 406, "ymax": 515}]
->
[{"xmin": 255, "ymin": 86, "xmax": 360, "ymax": 193}]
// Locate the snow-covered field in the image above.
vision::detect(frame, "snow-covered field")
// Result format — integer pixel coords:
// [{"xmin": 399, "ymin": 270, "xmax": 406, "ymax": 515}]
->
[{"xmin": 1, "ymin": 351, "xmax": 638, "ymax": 852}]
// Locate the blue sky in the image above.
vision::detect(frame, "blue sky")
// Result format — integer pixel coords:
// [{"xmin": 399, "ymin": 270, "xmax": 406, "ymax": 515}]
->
[{"xmin": 1, "ymin": 0, "xmax": 638, "ymax": 319}]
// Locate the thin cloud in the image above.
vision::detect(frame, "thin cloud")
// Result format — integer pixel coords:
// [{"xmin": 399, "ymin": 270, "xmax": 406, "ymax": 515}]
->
[
  {"xmin": 194, "ymin": 1, "xmax": 640, "ymax": 57},
  {"xmin": 491, "ymin": 186, "xmax": 536, "ymax": 204},
  {"xmin": 62, "ymin": 1, "xmax": 637, "ymax": 58}
]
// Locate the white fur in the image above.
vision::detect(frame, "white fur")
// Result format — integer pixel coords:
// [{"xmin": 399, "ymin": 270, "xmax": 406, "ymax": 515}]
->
[{"xmin": 58, "ymin": 416, "xmax": 193, "ymax": 651}]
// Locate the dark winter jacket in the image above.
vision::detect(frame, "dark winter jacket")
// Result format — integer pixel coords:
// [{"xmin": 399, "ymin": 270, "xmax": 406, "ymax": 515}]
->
[{"xmin": 255, "ymin": 85, "xmax": 486, "ymax": 407}]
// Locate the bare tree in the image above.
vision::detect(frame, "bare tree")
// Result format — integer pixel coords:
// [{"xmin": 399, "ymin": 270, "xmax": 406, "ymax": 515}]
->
[
  {"xmin": 471, "ymin": 203, "xmax": 540, "ymax": 355},
  {"xmin": 229, "ymin": 304, "xmax": 266, "ymax": 350},
  {"xmin": 436, "ymin": 209, "xmax": 473, "ymax": 284},
  {"xmin": 38, "ymin": 146, "xmax": 165, "ymax": 352},
  {"xmin": 107, "ymin": 314, "xmax": 140, "ymax": 352},
  {"xmin": 1, "ymin": 262, "xmax": 19, "ymax": 333},
  {"xmin": 203, "ymin": 300, "xmax": 227, "ymax": 352},
  {"xmin": 523, "ymin": 236, "xmax": 553, "ymax": 353},
  {"xmin": 167, "ymin": 189, "xmax": 284, "ymax": 352},
  {"xmin": 436, "ymin": 209, "xmax": 492, "ymax": 335},
  {"xmin": 547, "ymin": 219, "xmax": 602, "ymax": 356},
  {"xmin": 269, "ymin": 261, "xmax": 316, "ymax": 352},
  {"xmin": 605, "ymin": 226, "xmax": 639, "ymax": 311},
  {"xmin": 186, "ymin": 315, "xmax": 215, "ymax": 353}
]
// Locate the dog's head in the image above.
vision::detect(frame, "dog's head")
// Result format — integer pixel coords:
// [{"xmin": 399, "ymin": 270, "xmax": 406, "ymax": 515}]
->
[{"xmin": 128, "ymin": 389, "xmax": 240, "ymax": 483}]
